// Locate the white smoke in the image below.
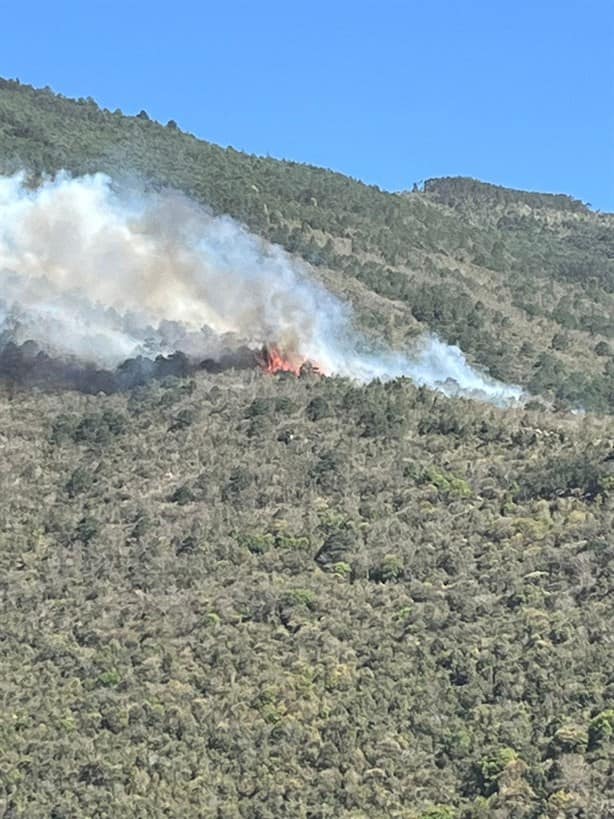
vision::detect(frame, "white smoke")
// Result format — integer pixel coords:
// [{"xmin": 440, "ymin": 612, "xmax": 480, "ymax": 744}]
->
[{"xmin": 0, "ymin": 171, "xmax": 523, "ymax": 404}]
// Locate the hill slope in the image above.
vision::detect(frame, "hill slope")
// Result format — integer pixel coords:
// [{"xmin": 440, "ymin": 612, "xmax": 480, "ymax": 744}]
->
[
  {"xmin": 1, "ymin": 373, "xmax": 613, "ymax": 817},
  {"xmin": 0, "ymin": 80, "xmax": 613, "ymax": 818},
  {"xmin": 0, "ymin": 78, "xmax": 613, "ymax": 411}
]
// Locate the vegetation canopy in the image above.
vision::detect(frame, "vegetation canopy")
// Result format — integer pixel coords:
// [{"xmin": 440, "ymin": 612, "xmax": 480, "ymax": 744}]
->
[{"xmin": 0, "ymin": 80, "xmax": 612, "ymax": 818}]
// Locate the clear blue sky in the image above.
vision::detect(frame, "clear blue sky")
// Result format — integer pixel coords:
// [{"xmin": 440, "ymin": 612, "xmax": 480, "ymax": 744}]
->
[{"xmin": 2, "ymin": 0, "xmax": 612, "ymax": 210}]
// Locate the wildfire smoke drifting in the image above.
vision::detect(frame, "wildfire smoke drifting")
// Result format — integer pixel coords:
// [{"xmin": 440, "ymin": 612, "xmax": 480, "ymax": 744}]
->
[{"xmin": 0, "ymin": 171, "xmax": 523, "ymax": 403}]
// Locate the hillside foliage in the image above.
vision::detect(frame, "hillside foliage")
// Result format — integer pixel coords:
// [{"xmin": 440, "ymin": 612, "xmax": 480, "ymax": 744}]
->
[
  {"xmin": 1, "ymin": 372, "xmax": 613, "ymax": 817},
  {"xmin": 0, "ymin": 79, "xmax": 613, "ymax": 817}
]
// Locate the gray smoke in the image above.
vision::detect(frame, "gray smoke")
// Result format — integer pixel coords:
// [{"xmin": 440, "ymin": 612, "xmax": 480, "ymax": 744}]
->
[{"xmin": 0, "ymin": 171, "xmax": 523, "ymax": 403}]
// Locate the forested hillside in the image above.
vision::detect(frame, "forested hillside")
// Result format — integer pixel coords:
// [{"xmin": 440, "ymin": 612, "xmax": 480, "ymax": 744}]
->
[
  {"xmin": 0, "ymin": 79, "xmax": 613, "ymax": 818},
  {"xmin": 0, "ymin": 78, "xmax": 613, "ymax": 411},
  {"xmin": 1, "ymin": 373, "xmax": 613, "ymax": 817}
]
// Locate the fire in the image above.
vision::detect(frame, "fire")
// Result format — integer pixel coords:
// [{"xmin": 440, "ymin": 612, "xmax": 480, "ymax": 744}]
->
[
  {"xmin": 257, "ymin": 344, "xmax": 322, "ymax": 377},
  {"xmin": 258, "ymin": 345, "xmax": 304, "ymax": 375}
]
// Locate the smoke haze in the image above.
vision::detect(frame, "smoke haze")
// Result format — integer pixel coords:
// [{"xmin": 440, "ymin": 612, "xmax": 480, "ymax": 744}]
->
[{"xmin": 0, "ymin": 172, "xmax": 523, "ymax": 403}]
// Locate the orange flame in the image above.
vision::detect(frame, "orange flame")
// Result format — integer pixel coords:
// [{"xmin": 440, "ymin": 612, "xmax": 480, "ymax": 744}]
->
[{"xmin": 257, "ymin": 345, "xmax": 323, "ymax": 377}]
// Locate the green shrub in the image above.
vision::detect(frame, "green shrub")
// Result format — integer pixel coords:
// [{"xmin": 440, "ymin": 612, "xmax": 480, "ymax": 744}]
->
[
  {"xmin": 419, "ymin": 807, "xmax": 456, "ymax": 819},
  {"xmin": 588, "ymin": 709, "xmax": 614, "ymax": 749},
  {"xmin": 76, "ymin": 516, "xmax": 98, "ymax": 544},
  {"xmin": 551, "ymin": 724, "xmax": 589, "ymax": 754},
  {"xmin": 477, "ymin": 747, "xmax": 518, "ymax": 796},
  {"xmin": 65, "ymin": 466, "xmax": 94, "ymax": 498},
  {"xmin": 369, "ymin": 554, "xmax": 404, "ymax": 583},
  {"xmin": 238, "ymin": 532, "xmax": 274, "ymax": 554},
  {"xmin": 306, "ymin": 396, "xmax": 330, "ymax": 421}
]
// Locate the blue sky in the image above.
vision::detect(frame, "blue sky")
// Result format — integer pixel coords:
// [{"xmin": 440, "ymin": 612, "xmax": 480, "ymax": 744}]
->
[{"xmin": 2, "ymin": 1, "xmax": 612, "ymax": 209}]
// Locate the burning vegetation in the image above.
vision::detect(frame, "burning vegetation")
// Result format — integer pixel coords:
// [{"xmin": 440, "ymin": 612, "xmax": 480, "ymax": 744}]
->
[
  {"xmin": 0, "ymin": 339, "xmax": 323, "ymax": 395},
  {"xmin": 257, "ymin": 345, "xmax": 323, "ymax": 378}
]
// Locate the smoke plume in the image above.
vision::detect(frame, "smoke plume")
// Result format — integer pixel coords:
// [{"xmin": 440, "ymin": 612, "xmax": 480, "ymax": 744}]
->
[{"xmin": 0, "ymin": 171, "xmax": 523, "ymax": 403}]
